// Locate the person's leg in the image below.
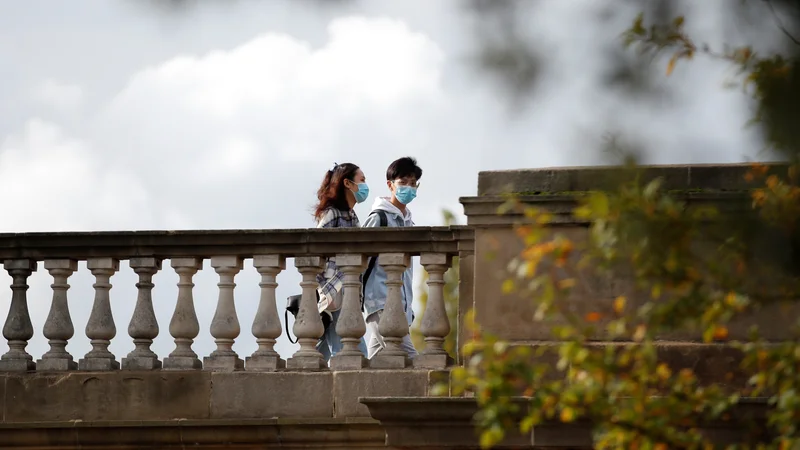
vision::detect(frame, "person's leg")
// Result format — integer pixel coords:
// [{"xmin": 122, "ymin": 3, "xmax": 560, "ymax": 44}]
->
[
  {"xmin": 327, "ymin": 310, "xmax": 344, "ymax": 358},
  {"xmin": 357, "ymin": 336, "xmax": 368, "ymax": 357},
  {"xmin": 400, "ymin": 332, "xmax": 418, "ymax": 359},
  {"xmin": 365, "ymin": 311, "xmax": 385, "ymax": 358},
  {"xmin": 317, "ymin": 332, "xmax": 331, "ymax": 362}
]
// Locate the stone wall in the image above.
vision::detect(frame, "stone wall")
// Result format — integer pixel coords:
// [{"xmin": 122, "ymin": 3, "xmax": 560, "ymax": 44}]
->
[{"xmin": 459, "ymin": 163, "xmax": 794, "ymax": 383}]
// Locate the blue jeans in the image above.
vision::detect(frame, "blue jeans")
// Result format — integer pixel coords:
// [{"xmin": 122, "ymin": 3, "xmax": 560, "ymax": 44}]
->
[{"xmin": 317, "ymin": 309, "xmax": 369, "ymax": 362}]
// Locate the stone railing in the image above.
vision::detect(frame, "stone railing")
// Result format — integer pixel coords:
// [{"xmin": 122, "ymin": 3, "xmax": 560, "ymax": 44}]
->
[{"xmin": 0, "ymin": 227, "xmax": 472, "ymax": 373}]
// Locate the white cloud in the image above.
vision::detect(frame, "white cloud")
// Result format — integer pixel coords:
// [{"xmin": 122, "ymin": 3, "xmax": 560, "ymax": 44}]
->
[{"xmin": 32, "ymin": 79, "xmax": 84, "ymax": 112}]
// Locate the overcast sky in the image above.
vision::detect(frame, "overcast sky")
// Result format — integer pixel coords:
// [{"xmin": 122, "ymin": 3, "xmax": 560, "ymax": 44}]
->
[{"xmin": 0, "ymin": 0, "xmax": 781, "ymax": 362}]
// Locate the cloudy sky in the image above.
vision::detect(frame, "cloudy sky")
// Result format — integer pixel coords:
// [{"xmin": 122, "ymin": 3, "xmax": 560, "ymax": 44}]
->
[{"xmin": 0, "ymin": 0, "xmax": 782, "ymax": 362}]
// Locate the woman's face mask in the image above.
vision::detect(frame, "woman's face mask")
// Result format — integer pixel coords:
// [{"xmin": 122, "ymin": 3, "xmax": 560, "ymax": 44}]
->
[{"xmin": 351, "ymin": 181, "xmax": 369, "ymax": 203}]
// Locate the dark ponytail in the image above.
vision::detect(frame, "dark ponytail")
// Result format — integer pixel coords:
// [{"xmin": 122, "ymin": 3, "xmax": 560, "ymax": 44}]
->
[{"xmin": 314, "ymin": 163, "xmax": 359, "ymax": 220}]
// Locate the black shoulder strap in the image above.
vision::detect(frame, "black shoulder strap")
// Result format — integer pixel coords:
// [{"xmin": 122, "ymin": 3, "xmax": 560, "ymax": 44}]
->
[
  {"xmin": 285, "ymin": 309, "xmax": 298, "ymax": 344},
  {"xmin": 361, "ymin": 210, "xmax": 388, "ymax": 311}
]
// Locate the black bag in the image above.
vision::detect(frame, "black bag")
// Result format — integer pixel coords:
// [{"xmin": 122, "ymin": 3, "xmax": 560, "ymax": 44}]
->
[{"xmin": 284, "ymin": 290, "xmax": 329, "ymax": 344}]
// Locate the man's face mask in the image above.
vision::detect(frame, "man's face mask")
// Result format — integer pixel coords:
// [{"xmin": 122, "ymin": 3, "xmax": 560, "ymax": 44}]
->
[{"xmin": 393, "ymin": 179, "xmax": 419, "ymax": 205}]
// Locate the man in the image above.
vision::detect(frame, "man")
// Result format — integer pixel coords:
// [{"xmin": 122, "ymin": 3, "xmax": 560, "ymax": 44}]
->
[{"xmin": 361, "ymin": 156, "xmax": 422, "ymax": 359}]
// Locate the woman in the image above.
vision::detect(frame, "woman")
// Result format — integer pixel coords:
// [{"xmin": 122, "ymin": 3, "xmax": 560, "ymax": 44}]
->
[{"xmin": 314, "ymin": 162, "xmax": 370, "ymax": 362}]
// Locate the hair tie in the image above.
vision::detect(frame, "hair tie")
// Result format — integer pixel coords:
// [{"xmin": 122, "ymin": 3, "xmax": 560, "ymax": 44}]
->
[{"xmin": 332, "ymin": 162, "xmax": 339, "ymax": 171}]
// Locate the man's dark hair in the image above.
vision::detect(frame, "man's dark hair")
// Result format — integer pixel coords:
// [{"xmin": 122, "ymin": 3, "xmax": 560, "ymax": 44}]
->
[{"xmin": 386, "ymin": 157, "xmax": 423, "ymax": 181}]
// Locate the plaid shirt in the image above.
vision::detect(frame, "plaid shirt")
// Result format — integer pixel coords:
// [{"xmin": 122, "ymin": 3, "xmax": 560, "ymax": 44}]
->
[{"xmin": 316, "ymin": 208, "xmax": 360, "ymax": 312}]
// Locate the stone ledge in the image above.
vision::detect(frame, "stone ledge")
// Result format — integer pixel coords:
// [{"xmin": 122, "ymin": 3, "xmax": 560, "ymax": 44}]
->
[
  {"xmin": 476, "ymin": 163, "xmax": 788, "ymax": 197},
  {"xmin": 0, "ymin": 369, "xmax": 451, "ymax": 424},
  {"xmin": 0, "ymin": 418, "xmax": 386, "ymax": 449},
  {"xmin": 0, "ymin": 226, "xmax": 474, "ymax": 261}
]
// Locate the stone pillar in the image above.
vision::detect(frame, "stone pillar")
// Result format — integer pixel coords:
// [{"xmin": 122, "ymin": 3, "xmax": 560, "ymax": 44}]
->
[
  {"xmin": 370, "ymin": 253, "xmax": 411, "ymax": 369},
  {"xmin": 37, "ymin": 259, "xmax": 78, "ymax": 371},
  {"xmin": 79, "ymin": 258, "xmax": 120, "ymax": 371},
  {"xmin": 0, "ymin": 259, "xmax": 37, "ymax": 371},
  {"xmin": 331, "ymin": 253, "xmax": 368, "ymax": 370},
  {"xmin": 122, "ymin": 257, "xmax": 162, "ymax": 370},
  {"xmin": 204, "ymin": 256, "xmax": 244, "ymax": 371},
  {"xmin": 163, "ymin": 257, "xmax": 203, "ymax": 370},
  {"xmin": 414, "ymin": 253, "xmax": 454, "ymax": 369},
  {"xmin": 246, "ymin": 255, "xmax": 286, "ymax": 371},
  {"xmin": 287, "ymin": 256, "xmax": 325, "ymax": 369}
]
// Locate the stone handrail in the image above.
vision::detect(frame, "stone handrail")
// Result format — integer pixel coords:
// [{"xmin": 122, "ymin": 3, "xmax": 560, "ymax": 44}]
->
[{"xmin": 0, "ymin": 226, "xmax": 473, "ymax": 372}]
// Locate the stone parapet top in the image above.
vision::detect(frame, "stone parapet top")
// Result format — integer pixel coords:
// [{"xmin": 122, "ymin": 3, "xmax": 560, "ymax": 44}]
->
[
  {"xmin": 476, "ymin": 162, "xmax": 788, "ymax": 197},
  {"xmin": 0, "ymin": 226, "xmax": 474, "ymax": 260}
]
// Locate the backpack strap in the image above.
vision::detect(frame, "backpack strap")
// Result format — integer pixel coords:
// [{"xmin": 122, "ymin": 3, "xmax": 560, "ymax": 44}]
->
[
  {"xmin": 285, "ymin": 309, "xmax": 298, "ymax": 344},
  {"xmin": 361, "ymin": 210, "xmax": 388, "ymax": 311}
]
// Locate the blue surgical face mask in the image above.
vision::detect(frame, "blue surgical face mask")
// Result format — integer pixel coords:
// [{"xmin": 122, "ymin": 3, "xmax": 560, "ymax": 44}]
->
[
  {"xmin": 395, "ymin": 185, "xmax": 417, "ymax": 205},
  {"xmin": 353, "ymin": 182, "xmax": 369, "ymax": 203}
]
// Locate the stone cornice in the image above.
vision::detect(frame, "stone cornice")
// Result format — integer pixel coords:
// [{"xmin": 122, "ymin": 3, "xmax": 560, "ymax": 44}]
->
[
  {"xmin": 0, "ymin": 226, "xmax": 474, "ymax": 260},
  {"xmin": 460, "ymin": 192, "xmax": 752, "ymax": 226}
]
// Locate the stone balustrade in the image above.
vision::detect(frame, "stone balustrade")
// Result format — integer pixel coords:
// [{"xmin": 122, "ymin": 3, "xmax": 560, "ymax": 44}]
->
[{"xmin": 0, "ymin": 227, "xmax": 473, "ymax": 373}]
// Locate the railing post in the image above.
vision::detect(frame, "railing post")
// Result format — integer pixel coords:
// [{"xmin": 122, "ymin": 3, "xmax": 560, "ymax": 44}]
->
[
  {"xmin": 122, "ymin": 257, "xmax": 162, "ymax": 370},
  {"xmin": 37, "ymin": 259, "xmax": 78, "ymax": 371},
  {"xmin": 247, "ymin": 255, "xmax": 286, "ymax": 371},
  {"xmin": 205, "ymin": 256, "xmax": 244, "ymax": 371},
  {"xmin": 0, "ymin": 259, "xmax": 37, "ymax": 371},
  {"xmin": 287, "ymin": 256, "xmax": 326, "ymax": 369},
  {"xmin": 370, "ymin": 253, "xmax": 412, "ymax": 369},
  {"xmin": 163, "ymin": 257, "xmax": 203, "ymax": 370},
  {"xmin": 79, "ymin": 257, "xmax": 120, "ymax": 371},
  {"xmin": 414, "ymin": 253, "xmax": 454, "ymax": 369},
  {"xmin": 331, "ymin": 253, "xmax": 368, "ymax": 370}
]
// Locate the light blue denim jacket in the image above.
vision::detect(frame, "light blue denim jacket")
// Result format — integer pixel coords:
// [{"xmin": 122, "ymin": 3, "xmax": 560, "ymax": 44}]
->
[{"xmin": 362, "ymin": 197, "xmax": 414, "ymax": 327}]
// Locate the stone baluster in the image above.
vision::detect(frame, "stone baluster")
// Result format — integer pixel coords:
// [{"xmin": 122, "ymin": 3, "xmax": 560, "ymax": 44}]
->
[
  {"xmin": 414, "ymin": 253, "xmax": 454, "ymax": 369},
  {"xmin": 163, "ymin": 258, "xmax": 203, "ymax": 369},
  {"xmin": 37, "ymin": 260, "xmax": 78, "ymax": 371},
  {"xmin": 246, "ymin": 255, "xmax": 286, "ymax": 371},
  {"xmin": 79, "ymin": 258, "xmax": 120, "ymax": 370},
  {"xmin": 331, "ymin": 254, "xmax": 368, "ymax": 369},
  {"xmin": 0, "ymin": 259, "xmax": 37, "ymax": 371},
  {"xmin": 287, "ymin": 256, "xmax": 325, "ymax": 369},
  {"xmin": 370, "ymin": 253, "xmax": 412, "ymax": 369},
  {"xmin": 122, "ymin": 258, "xmax": 162, "ymax": 370},
  {"xmin": 204, "ymin": 256, "xmax": 244, "ymax": 371}
]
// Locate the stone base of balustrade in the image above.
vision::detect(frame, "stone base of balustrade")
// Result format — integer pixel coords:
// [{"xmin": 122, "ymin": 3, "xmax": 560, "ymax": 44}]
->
[
  {"xmin": 330, "ymin": 354, "xmax": 368, "ymax": 370},
  {"xmin": 245, "ymin": 355, "xmax": 285, "ymax": 371},
  {"xmin": 287, "ymin": 355, "xmax": 326, "ymax": 369},
  {"xmin": 36, "ymin": 358, "xmax": 77, "ymax": 371},
  {"xmin": 79, "ymin": 357, "xmax": 120, "ymax": 371},
  {"xmin": 412, "ymin": 353, "xmax": 454, "ymax": 370},
  {"xmin": 370, "ymin": 353, "xmax": 411, "ymax": 369},
  {"xmin": 121, "ymin": 356, "xmax": 162, "ymax": 370},
  {"xmin": 204, "ymin": 355, "xmax": 244, "ymax": 371},
  {"xmin": 163, "ymin": 356, "xmax": 203, "ymax": 370},
  {"xmin": 0, "ymin": 359, "xmax": 35, "ymax": 372}
]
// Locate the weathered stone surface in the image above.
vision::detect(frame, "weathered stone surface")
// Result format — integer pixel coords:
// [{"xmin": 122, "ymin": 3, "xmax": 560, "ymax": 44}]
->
[
  {"xmin": 0, "ymin": 418, "xmax": 385, "ymax": 449},
  {"xmin": 476, "ymin": 163, "xmax": 784, "ymax": 196},
  {"xmin": 333, "ymin": 370, "xmax": 429, "ymax": 418},
  {"xmin": 210, "ymin": 372, "xmax": 333, "ymax": 419},
  {"xmin": 2, "ymin": 371, "xmax": 211, "ymax": 422}
]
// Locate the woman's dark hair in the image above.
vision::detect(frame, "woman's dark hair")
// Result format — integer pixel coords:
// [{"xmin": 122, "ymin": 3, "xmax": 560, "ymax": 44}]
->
[{"xmin": 314, "ymin": 162, "xmax": 360, "ymax": 220}]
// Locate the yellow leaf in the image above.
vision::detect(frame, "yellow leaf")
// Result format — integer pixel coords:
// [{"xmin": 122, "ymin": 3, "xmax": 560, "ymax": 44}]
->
[
  {"xmin": 666, "ymin": 55, "xmax": 678, "ymax": 76},
  {"xmin": 656, "ymin": 363, "xmax": 672, "ymax": 380},
  {"xmin": 633, "ymin": 324, "xmax": 647, "ymax": 342},
  {"xmin": 557, "ymin": 278, "xmax": 576, "ymax": 289},
  {"xmin": 560, "ymin": 407, "xmax": 576, "ymax": 423},
  {"xmin": 502, "ymin": 279, "xmax": 515, "ymax": 294},
  {"xmin": 613, "ymin": 296, "xmax": 626, "ymax": 314}
]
